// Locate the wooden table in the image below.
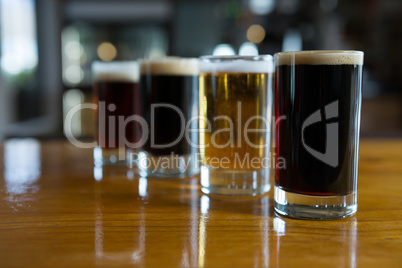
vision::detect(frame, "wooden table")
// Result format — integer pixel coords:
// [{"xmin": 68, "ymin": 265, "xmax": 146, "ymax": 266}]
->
[{"xmin": 0, "ymin": 139, "xmax": 401, "ymax": 268}]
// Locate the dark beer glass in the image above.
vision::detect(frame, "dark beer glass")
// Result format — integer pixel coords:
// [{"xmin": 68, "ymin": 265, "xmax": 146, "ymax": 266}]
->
[
  {"xmin": 199, "ymin": 56, "xmax": 274, "ymax": 196},
  {"xmin": 92, "ymin": 61, "xmax": 141, "ymax": 166},
  {"xmin": 274, "ymin": 50, "xmax": 364, "ymax": 219},
  {"xmin": 138, "ymin": 57, "xmax": 199, "ymax": 177}
]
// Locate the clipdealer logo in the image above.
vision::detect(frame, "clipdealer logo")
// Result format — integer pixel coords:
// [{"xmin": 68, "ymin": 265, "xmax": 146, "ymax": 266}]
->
[
  {"xmin": 301, "ymin": 100, "xmax": 339, "ymax": 168},
  {"xmin": 63, "ymin": 101, "xmax": 285, "ymax": 169}
]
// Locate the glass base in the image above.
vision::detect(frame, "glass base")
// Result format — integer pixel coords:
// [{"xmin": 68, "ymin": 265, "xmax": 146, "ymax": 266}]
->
[
  {"xmin": 200, "ymin": 166, "xmax": 270, "ymax": 196},
  {"xmin": 274, "ymin": 186, "xmax": 357, "ymax": 220},
  {"xmin": 137, "ymin": 152, "xmax": 199, "ymax": 178},
  {"xmin": 93, "ymin": 147, "xmax": 134, "ymax": 166}
]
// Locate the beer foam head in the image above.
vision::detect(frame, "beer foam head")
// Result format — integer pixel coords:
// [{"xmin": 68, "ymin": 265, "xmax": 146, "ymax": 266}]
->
[
  {"xmin": 92, "ymin": 61, "xmax": 139, "ymax": 82},
  {"xmin": 275, "ymin": 50, "xmax": 364, "ymax": 66},
  {"xmin": 200, "ymin": 55, "xmax": 274, "ymax": 74},
  {"xmin": 140, "ymin": 57, "xmax": 200, "ymax": 75}
]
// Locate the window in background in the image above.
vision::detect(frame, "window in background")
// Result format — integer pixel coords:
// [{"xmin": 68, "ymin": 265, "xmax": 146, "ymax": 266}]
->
[
  {"xmin": 0, "ymin": 0, "xmax": 39, "ymax": 123},
  {"xmin": 0, "ymin": 0, "xmax": 37, "ymax": 77}
]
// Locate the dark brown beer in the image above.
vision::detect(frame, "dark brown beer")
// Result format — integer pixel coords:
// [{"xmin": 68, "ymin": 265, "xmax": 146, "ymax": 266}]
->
[
  {"xmin": 140, "ymin": 58, "xmax": 199, "ymax": 156},
  {"xmin": 93, "ymin": 81, "xmax": 142, "ymax": 147},
  {"xmin": 275, "ymin": 54, "xmax": 363, "ymax": 195},
  {"xmin": 92, "ymin": 61, "xmax": 141, "ymax": 148}
]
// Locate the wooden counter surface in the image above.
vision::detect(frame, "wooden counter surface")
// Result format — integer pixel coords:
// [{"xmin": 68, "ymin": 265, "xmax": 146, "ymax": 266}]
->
[{"xmin": 0, "ymin": 139, "xmax": 401, "ymax": 267}]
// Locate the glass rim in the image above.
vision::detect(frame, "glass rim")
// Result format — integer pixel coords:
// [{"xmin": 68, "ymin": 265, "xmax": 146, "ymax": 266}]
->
[
  {"xmin": 200, "ymin": 55, "xmax": 273, "ymax": 62},
  {"xmin": 274, "ymin": 50, "xmax": 363, "ymax": 57},
  {"xmin": 274, "ymin": 50, "xmax": 364, "ymax": 66}
]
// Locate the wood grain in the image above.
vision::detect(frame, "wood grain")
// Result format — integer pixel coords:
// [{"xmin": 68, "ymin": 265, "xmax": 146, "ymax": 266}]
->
[{"xmin": 0, "ymin": 139, "xmax": 401, "ymax": 268}]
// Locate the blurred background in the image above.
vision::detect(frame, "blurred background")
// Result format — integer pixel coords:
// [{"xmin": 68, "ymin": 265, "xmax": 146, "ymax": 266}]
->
[{"xmin": 0, "ymin": 0, "xmax": 401, "ymax": 140}]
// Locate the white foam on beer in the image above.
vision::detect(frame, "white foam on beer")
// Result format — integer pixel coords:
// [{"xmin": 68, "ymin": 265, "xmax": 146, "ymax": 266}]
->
[
  {"xmin": 275, "ymin": 50, "xmax": 364, "ymax": 66},
  {"xmin": 140, "ymin": 57, "xmax": 200, "ymax": 75},
  {"xmin": 92, "ymin": 61, "xmax": 139, "ymax": 82},
  {"xmin": 200, "ymin": 55, "xmax": 274, "ymax": 73}
]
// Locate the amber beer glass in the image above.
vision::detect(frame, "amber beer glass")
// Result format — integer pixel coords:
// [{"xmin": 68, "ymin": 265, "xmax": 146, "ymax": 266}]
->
[
  {"xmin": 92, "ymin": 61, "xmax": 141, "ymax": 166},
  {"xmin": 199, "ymin": 56, "xmax": 274, "ymax": 196},
  {"xmin": 274, "ymin": 50, "xmax": 364, "ymax": 219}
]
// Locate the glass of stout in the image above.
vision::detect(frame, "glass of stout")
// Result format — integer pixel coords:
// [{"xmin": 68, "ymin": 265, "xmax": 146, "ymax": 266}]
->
[
  {"xmin": 274, "ymin": 50, "xmax": 364, "ymax": 219},
  {"xmin": 92, "ymin": 61, "xmax": 141, "ymax": 166},
  {"xmin": 138, "ymin": 57, "xmax": 200, "ymax": 177},
  {"xmin": 199, "ymin": 55, "xmax": 274, "ymax": 196}
]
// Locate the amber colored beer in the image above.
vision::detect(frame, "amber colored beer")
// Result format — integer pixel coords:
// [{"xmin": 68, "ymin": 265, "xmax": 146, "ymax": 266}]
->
[
  {"xmin": 199, "ymin": 72, "xmax": 271, "ymax": 169},
  {"xmin": 199, "ymin": 55, "xmax": 274, "ymax": 196}
]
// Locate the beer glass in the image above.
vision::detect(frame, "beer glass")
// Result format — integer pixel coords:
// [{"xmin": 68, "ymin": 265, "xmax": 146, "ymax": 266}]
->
[
  {"xmin": 274, "ymin": 50, "xmax": 364, "ymax": 219},
  {"xmin": 92, "ymin": 61, "xmax": 141, "ymax": 166},
  {"xmin": 199, "ymin": 55, "xmax": 274, "ymax": 196},
  {"xmin": 137, "ymin": 57, "xmax": 200, "ymax": 177}
]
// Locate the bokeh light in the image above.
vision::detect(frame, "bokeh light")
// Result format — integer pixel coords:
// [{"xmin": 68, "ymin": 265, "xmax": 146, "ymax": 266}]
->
[
  {"xmin": 239, "ymin": 42, "xmax": 258, "ymax": 56},
  {"xmin": 246, "ymin": 24, "xmax": 266, "ymax": 44},
  {"xmin": 249, "ymin": 0, "xmax": 275, "ymax": 15},
  {"xmin": 97, "ymin": 42, "xmax": 117, "ymax": 61},
  {"xmin": 212, "ymin": 44, "xmax": 236, "ymax": 56}
]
